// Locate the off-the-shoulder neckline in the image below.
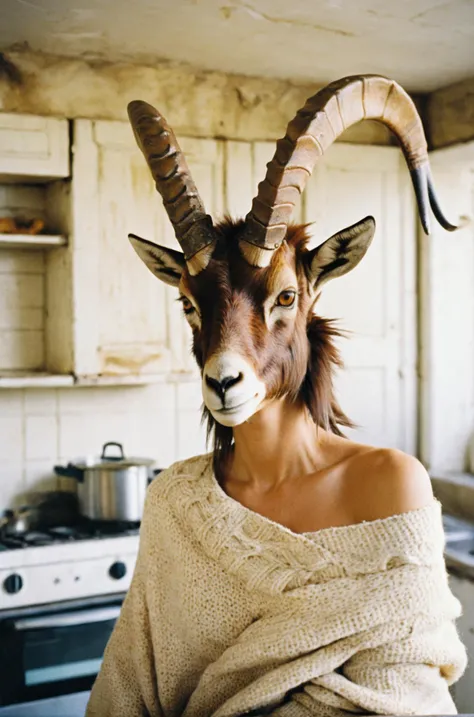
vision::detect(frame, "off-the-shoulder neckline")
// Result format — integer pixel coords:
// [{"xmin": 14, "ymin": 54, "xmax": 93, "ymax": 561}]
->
[{"xmin": 193, "ymin": 453, "xmax": 442, "ymax": 541}]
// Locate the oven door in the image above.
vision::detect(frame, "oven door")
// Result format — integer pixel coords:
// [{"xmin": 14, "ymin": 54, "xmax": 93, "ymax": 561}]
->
[{"xmin": 0, "ymin": 599, "xmax": 122, "ymax": 706}]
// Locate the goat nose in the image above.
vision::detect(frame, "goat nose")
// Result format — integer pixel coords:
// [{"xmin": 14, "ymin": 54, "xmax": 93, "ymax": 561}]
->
[{"xmin": 205, "ymin": 373, "xmax": 243, "ymax": 397}]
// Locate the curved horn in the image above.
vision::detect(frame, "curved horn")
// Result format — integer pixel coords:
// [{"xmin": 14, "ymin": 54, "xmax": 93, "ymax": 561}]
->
[
  {"xmin": 240, "ymin": 74, "xmax": 459, "ymax": 267},
  {"xmin": 127, "ymin": 100, "xmax": 215, "ymax": 275}
]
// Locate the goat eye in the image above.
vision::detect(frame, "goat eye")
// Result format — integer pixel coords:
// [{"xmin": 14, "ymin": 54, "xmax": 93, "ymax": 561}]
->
[
  {"xmin": 180, "ymin": 297, "xmax": 195, "ymax": 315},
  {"xmin": 276, "ymin": 290, "xmax": 296, "ymax": 308}
]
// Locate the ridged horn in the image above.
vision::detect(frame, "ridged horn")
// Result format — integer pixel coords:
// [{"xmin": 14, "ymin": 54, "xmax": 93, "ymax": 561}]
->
[
  {"xmin": 127, "ymin": 100, "xmax": 215, "ymax": 275},
  {"xmin": 240, "ymin": 74, "xmax": 459, "ymax": 267}
]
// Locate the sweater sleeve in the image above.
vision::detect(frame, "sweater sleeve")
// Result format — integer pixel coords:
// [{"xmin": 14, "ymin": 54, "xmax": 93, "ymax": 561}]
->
[
  {"xmin": 271, "ymin": 619, "xmax": 466, "ymax": 716},
  {"xmin": 86, "ymin": 509, "xmax": 162, "ymax": 716}
]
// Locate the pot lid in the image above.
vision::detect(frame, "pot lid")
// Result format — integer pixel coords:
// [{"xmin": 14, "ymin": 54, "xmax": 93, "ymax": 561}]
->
[{"xmin": 73, "ymin": 442, "xmax": 156, "ymax": 470}]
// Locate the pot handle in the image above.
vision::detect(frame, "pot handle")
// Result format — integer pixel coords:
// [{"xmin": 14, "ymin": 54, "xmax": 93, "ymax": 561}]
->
[
  {"xmin": 54, "ymin": 464, "xmax": 84, "ymax": 482},
  {"xmin": 148, "ymin": 468, "xmax": 163, "ymax": 486},
  {"xmin": 101, "ymin": 442, "xmax": 125, "ymax": 461}
]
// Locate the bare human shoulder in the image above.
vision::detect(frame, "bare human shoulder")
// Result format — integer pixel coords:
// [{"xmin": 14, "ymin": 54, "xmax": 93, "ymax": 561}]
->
[{"xmin": 347, "ymin": 447, "xmax": 434, "ymax": 524}]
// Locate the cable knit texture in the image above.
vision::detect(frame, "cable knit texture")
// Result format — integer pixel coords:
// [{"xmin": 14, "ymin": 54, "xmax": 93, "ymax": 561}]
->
[{"xmin": 86, "ymin": 454, "xmax": 467, "ymax": 717}]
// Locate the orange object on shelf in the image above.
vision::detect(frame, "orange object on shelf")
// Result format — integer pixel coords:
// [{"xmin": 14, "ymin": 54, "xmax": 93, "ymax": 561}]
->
[{"xmin": 0, "ymin": 217, "xmax": 45, "ymax": 235}]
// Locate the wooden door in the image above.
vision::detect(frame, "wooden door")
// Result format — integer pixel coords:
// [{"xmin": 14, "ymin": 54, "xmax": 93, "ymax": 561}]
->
[
  {"xmin": 225, "ymin": 142, "xmax": 418, "ymax": 453},
  {"xmin": 304, "ymin": 144, "xmax": 418, "ymax": 452},
  {"xmin": 70, "ymin": 120, "xmax": 224, "ymax": 378},
  {"xmin": 419, "ymin": 143, "xmax": 474, "ymax": 471}
]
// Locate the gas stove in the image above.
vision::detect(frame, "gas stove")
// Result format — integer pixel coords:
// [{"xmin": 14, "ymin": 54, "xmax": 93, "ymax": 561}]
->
[{"xmin": 0, "ymin": 519, "xmax": 139, "ymax": 611}]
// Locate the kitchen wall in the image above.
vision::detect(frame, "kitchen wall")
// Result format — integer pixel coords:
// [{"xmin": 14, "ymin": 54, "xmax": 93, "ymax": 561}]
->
[
  {"xmin": 0, "ymin": 50, "xmax": 392, "ymax": 145},
  {"xmin": 0, "ymin": 235, "xmax": 45, "ymax": 373},
  {"xmin": 0, "ymin": 380, "xmax": 206, "ymax": 509},
  {"xmin": 1, "ymin": 51, "xmax": 473, "ymax": 509},
  {"xmin": 0, "ymin": 50, "xmax": 396, "ymax": 512}
]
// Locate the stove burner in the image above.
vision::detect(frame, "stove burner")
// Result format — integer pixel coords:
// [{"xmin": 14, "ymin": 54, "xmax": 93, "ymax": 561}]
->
[
  {"xmin": 23, "ymin": 531, "xmax": 55, "ymax": 546},
  {"xmin": 0, "ymin": 519, "xmax": 140, "ymax": 551},
  {"xmin": 48, "ymin": 526, "xmax": 77, "ymax": 540}
]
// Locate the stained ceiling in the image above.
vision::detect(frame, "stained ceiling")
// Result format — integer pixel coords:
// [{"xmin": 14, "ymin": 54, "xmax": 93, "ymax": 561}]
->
[{"xmin": 1, "ymin": 0, "xmax": 473, "ymax": 92}]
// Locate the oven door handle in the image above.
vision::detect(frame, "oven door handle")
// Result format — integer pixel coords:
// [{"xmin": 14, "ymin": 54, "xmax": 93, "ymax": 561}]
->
[{"xmin": 12, "ymin": 605, "xmax": 122, "ymax": 631}]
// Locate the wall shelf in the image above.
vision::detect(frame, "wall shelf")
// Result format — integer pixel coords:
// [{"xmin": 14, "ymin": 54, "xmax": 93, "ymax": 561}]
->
[
  {"xmin": 0, "ymin": 371, "xmax": 199, "ymax": 389},
  {"xmin": 0, "ymin": 234, "xmax": 67, "ymax": 250},
  {"xmin": 73, "ymin": 371, "xmax": 199, "ymax": 387},
  {"xmin": 0, "ymin": 372, "xmax": 74, "ymax": 389}
]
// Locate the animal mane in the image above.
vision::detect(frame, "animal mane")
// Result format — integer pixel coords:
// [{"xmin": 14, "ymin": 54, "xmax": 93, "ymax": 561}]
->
[{"xmin": 201, "ymin": 218, "xmax": 354, "ymax": 482}]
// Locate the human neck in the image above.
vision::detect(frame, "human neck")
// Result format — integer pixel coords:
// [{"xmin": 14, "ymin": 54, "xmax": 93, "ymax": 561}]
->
[{"xmin": 229, "ymin": 399, "xmax": 323, "ymax": 490}]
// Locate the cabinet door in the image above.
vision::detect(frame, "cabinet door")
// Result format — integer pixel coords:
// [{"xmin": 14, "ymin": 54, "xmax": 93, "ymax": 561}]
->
[
  {"xmin": 419, "ymin": 143, "xmax": 474, "ymax": 472},
  {"xmin": 71, "ymin": 120, "xmax": 223, "ymax": 378},
  {"xmin": 304, "ymin": 145, "xmax": 417, "ymax": 452},
  {"xmin": 224, "ymin": 140, "xmax": 303, "ymax": 222},
  {"xmin": 0, "ymin": 113, "xmax": 69, "ymax": 180},
  {"xmin": 226, "ymin": 142, "xmax": 417, "ymax": 452}
]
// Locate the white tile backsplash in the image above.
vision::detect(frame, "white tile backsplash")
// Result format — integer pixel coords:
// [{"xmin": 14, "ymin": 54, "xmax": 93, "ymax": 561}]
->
[
  {"xmin": 24, "ymin": 388, "xmax": 57, "ymax": 414},
  {"xmin": 0, "ymin": 242, "xmax": 46, "ymax": 372},
  {"xmin": 0, "ymin": 249, "xmax": 45, "ymax": 275},
  {"xmin": 0, "ymin": 307, "xmax": 43, "ymax": 331},
  {"xmin": 0, "ymin": 329, "xmax": 44, "ymax": 370},
  {"xmin": 0, "ymin": 415, "xmax": 23, "ymax": 464},
  {"xmin": 0, "ymin": 464, "xmax": 25, "ymax": 509},
  {"xmin": 0, "ymin": 390, "xmax": 23, "ymax": 415},
  {"xmin": 176, "ymin": 381, "xmax": 204, "ymax": 411},
  {"xmin": 57, "ymin": 384, "xmax": 150, "ymax": 414},
  {"xmin": 24, "ymin": 460, "xmax": 58, "ymax": 493},
  {"xmin": 177, "ymin": 410, "xmax": 208, "ymax": 461},
  {"xmin": 0, "ymin": 379, "xmax": 207, "ymax": 510},
  {"xmin": 25, "ymin": 415, "xmax": 58, "ymax": 460},
  {"xmin": 0, "ymin": 273, "xmax": 44, "ymax": 311}
]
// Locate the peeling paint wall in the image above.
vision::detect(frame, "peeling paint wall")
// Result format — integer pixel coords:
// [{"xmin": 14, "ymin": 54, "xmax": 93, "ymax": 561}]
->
[
  {"xmin": 427, "ymin": 77, "xmax": 474, "ymax": 149},
  {"xmin": 0, "ymin": 50, "xmax": 393, "ymax": 144}
]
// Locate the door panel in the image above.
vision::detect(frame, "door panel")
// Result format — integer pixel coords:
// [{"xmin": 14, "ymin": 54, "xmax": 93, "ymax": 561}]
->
[
  {"xmin": 73, "ymin": 120, "xmax": 224, "ymax": 377},
  {"xmin": 303, "ymin": 145, "xmax": 417, "ymax": 451},
  {"xmin": 419, "ymin": 144, "xmax": 474, "ymax": 471}
]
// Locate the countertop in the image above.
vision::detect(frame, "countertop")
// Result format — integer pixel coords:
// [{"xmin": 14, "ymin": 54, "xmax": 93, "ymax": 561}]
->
[
  {"xmin": 0, "ymin": 697, "xmax": 470, "ymax": 717},
  {"xmin": 0, "ymin": 691, "xmax": 89, "ymax": 717},
  {"xmin": 443, "ymin": 513, "xmax": 474, "ymax": 581},
  {"xmin": 0, "ymin": 694, "xmax": 471, "ymax": 717}
]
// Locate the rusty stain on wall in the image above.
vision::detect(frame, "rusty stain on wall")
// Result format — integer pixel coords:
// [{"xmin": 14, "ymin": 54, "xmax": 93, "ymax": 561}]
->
[
  {"xmin": 98, "ymin": 344, "xmax": 169, "ymax": 375},
  {"xmin": 427, "ymin": 76, "xmax": 474, "ymax": 149},
  {"xmin": 0, "ymin": 49, "xmax": 393, "ymax": 145},
  {"xmin": 0, "ymin": 53, "xmax": 23, "ymax": 85}
]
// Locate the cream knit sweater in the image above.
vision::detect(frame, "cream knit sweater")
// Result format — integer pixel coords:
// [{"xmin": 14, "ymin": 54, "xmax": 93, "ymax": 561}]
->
[{"xmin": 87, "ymin": 454, "xmax": 467, "ymax": 717}]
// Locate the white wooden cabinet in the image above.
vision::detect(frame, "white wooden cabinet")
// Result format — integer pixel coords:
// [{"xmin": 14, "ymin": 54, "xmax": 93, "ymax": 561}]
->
[
  {"xmin": 0, "ymin": 113, "xmax": 69, "ymax": 181},
  {"xmin": 0, "ymin": 112, "xmax": 70, "ymax": 387},
  {"xmin": 419, "ymin": 143, "xmax": 474, "ymax": 472},
  {"xmin": 0, "ymin": 113, "xmax": 418, "ymax": 458},
  {"xmin": 225, "ymin": 141, "xmax": 417, "ymax": 452},
  {"xmin": 48, "ymin": 119, "xmax": 223, "ymax": 380},
  {"xmin": 58, "ymin": 130, "xmax": 416, "ymax": 448},
  {"xmin": 303, "ymin": 145, "xmax": 417, "ymax": 453}
]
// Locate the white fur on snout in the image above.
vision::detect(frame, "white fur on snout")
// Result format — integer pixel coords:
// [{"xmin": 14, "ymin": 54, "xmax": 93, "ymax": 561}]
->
[{"xmin": 202, "ymin": 352, "xmax": 266, "ymax": 427}]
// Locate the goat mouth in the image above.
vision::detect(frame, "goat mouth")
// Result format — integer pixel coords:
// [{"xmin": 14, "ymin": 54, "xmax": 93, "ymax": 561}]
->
[
  {"xmin": 215, "ymin": 394, "xmax": 259, "ymax": 414},
  {"xmin": 210, "ymin": 393, "xmax": 263, "ymax": 426}
]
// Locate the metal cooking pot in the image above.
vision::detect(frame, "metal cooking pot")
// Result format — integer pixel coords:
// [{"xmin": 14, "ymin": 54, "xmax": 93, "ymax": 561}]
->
[
  {"xmin": 1, "ymin": 493, "xmax": 80, "ymax": 536},
  {"xmin": 54, "ymin": 442, "xmax": 158, "ymax": 522}
]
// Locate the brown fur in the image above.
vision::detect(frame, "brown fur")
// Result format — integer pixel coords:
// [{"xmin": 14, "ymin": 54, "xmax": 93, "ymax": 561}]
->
[{"xmin": 181, "ymin": 218, "xmax": 353, "ymax": 481}]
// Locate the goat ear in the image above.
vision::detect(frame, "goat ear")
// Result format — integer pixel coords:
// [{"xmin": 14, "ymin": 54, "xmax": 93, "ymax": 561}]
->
[
  {"xmin": 128, "ymin": 234, "xmax": 185, "ymax": 287},
  {"xmin": 305, "ymin": 216, "xmax": 375, "ymax": 289}
]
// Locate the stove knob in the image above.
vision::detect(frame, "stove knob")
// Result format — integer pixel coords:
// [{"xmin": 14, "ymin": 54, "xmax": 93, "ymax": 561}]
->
[
  {"xmin": 109, "ymin": 561, "xmax": 127, "ymax": 580},
  {"xmin": 3, "ymin": 573, "xmax": 23, "ymax": 595}
]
